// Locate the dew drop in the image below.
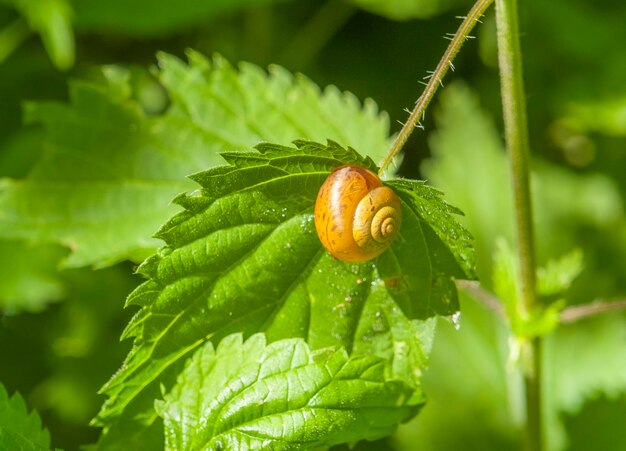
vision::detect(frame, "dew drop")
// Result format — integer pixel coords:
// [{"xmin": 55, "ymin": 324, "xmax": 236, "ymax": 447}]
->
[
  {"xmin": 452, "ymin": 311, "xmax": 461, "ymax": 330},
  {"xmin": 300, "ymin": 214, "xmax": 314, "ymax": 231}
]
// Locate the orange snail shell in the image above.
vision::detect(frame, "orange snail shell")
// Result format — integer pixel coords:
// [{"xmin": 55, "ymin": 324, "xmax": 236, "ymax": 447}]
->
[{"xmin": 314, "ymin": 165, "xmax": 402, "ymax": 263}]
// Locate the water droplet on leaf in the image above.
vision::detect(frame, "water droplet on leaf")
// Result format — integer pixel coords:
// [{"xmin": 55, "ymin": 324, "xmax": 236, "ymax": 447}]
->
[{"xmin": 452, "ymin": 311, "xmax": 461, "ymax": 330}]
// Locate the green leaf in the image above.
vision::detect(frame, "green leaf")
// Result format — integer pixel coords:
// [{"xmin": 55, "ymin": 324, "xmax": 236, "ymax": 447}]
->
[
  {"xmin": 544, "ymin": 314, "xmax": 626, "ymax": 451},
  {"xmin": 0, "ymin": 128, "xmax": 47, "ymax": 178},
  {"xmin": 156, "ymin": 333, "xmax": 418, "ymax": 450},
  {"xmin": 562, "ymin": 395, "xmax": 626, "ymax": 451},
  {"xmin": 0, "ymin": 383, "xmax": 50, "ymax": 450},
  {"xmin": 0, "ymin": 51, "xmax": 391, "ymax": 268},
  {"xmin": 353, "ymin": 294, "xmax": 437, "ymax": 401},
  {"xmin": 10, "ymin": 0, "xmax": 75, "ymax": 70},
  {"xmin": 423, "ymin": 82, "xmax": 623, "ymax": 282},
  {"xmin": 156, "ymin": 51, "xmax": 390, "ymax": 164},
  {"xmin": 349, "ymin": 0, "xmax": 457, "ymax": 20},
  {"xmin": 562, "ymin": 96, "xmax": 626, "ymax": 136},
  {"xmin": 493, "ymin": 238, "xmax": 583, "ymax": 306},
  {"xmin": 95, "ymin": 141, "xmax": 471, "ymax": 445},
  {"xmin": 491, "ymin": 238, "xmax": 517, "ymax": 316},
  {"xmin": 422, "ymin": 81, "xmax": 626, "ymax": 451},
  {"xmin": 422, "ymin": 82, "xmax": 515, "ymax": 280},
  {"xmin": 392, "ymin": 293, "xmax": 521, "ymax": 451},
  {"xmin": 0, "ymin": 70, "xmax": 193, "ymax": 268},
  {"xmin": 72, "ymin": 0, "xmax": 289, "ymax": 37},
  {"xmin": 492, "ymin": 239, "xmax": 576, "ymax": 338},
  {"xmin": 0, "ymin": 239, "xmax": 66, "ymax": 313},
  {"xmin": 537, "ymin": 248, "xmax": 584, "ymax": 299}
]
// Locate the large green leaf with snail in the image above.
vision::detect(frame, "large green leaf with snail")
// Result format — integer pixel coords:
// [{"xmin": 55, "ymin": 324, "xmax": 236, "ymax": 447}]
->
[{"xmin": 95, "ymin": 140, "xmax": 473, "ymax": 448}]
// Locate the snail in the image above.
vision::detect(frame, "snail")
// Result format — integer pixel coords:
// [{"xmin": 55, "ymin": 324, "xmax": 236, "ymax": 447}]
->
[{"xmin": 314, "ymin": 165, "xmax": 402, "ymax": 263}]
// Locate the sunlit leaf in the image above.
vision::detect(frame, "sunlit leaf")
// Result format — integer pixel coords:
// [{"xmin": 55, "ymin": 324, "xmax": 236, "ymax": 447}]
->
[
  {"xmin": 0, "ymin": 383, "xmax": 50, "ymax": 450},
  {"xmin": 424, "ymin": 82, "xmax": 623, "ymax": 278},
  {"xmin": 10, "ymin": 0, "xmax": 74, "ymax": 69},
  {"xmin": 95, "ymin": 140, "xmax": 472, "ymax": 448},
  {"xmin": 0, "ymin": 51, "xmax": 391, "ymax": 268},
  {"xmin": 156, "ymin": 333, "xmax": 418, "ymax": 450},
  {"xmin": 392, "ymin": 293, "xmax": 520, "ymax": 451},
  {"xmin": 424, "ymin": 81, "xmax": 626, "ymax": 451}
]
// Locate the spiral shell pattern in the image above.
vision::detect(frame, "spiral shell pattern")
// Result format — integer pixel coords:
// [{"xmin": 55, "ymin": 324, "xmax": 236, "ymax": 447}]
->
[{"xmin": 314, "ymin": 165, "xmax": 402, "ymax": 263}]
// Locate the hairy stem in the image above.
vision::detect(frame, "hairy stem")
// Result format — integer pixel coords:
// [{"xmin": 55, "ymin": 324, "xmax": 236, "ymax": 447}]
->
[
  {"xmin": 494, "ymin": 0, "xmax": 541, "ymax": 450},
  {"xmin": 378, "ymin": 0, "xmax": 494, "ymax": 174}
]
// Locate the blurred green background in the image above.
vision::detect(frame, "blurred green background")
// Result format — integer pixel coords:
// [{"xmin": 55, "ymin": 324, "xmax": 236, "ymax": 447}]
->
[{"xmin": 0, "ymin": 0, "xmax": 625, "ymax": 450}]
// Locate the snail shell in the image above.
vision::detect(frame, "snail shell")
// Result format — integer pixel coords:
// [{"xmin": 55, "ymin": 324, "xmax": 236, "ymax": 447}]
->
[{"xmin": 314, "ymin": 165, "xmax": 402, "ymax": 263}]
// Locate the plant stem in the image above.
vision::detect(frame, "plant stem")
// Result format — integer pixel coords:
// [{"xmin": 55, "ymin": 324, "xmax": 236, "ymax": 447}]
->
[
  {"xmin": 560, "ymin": 299, "xmax": 626, "ymax": 323},
  {"xmin": 378, "ymin": 0, "xmax": 494, "ymax": 174},
  {"xmin": 525, "ymin": 337, "xmax": 542, "ymax": 450},
  {"xmin": 494, "ymin": 0, "xmax": 541, "ymax": 450},
  {"xmin": 457, "ymin": 281, "xmax": 626, "ymax": 325}
]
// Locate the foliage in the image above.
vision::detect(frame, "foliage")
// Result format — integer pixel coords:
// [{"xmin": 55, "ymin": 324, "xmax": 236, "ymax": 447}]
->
[
  {"xmin": 0, "ymin": 383, "xmax": 50, "ymax": 450},
  {"xmin": 0, "ymin": 53, "xmax": 391, "ymax": 268},
  {"xmin": 95, "ymin": 139, "xmax": 469, "ymax": 448},
  {"xmin": 0, "ymin": 0, "xmax": 625, "ymax": 450},
  {"xmin": 422, "ymin": 80, "xmax": 626, "ymax": 451},
  {"xmin": 544, "ymin": 314, "xmax": 626, "ymax": 450},
  {"xmin": 157, "ymin": 333, "xmax": 418, "ymax": 450},
  {"xmin": 2, "ymin": 0, "xmax": 74, "ymax": 69},
  {"xmin": 392, "ymin": 293, "xmax": 520, "ymax": 451},
  {"xmin": 0, "ymin": 265, "xmax": 138, "ymax": 449}
]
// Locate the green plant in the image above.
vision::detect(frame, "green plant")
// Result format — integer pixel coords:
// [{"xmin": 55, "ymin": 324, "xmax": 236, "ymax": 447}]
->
[{"xmin": 1, "ymin": 0, "xmax": 625, "ymax": 450}]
